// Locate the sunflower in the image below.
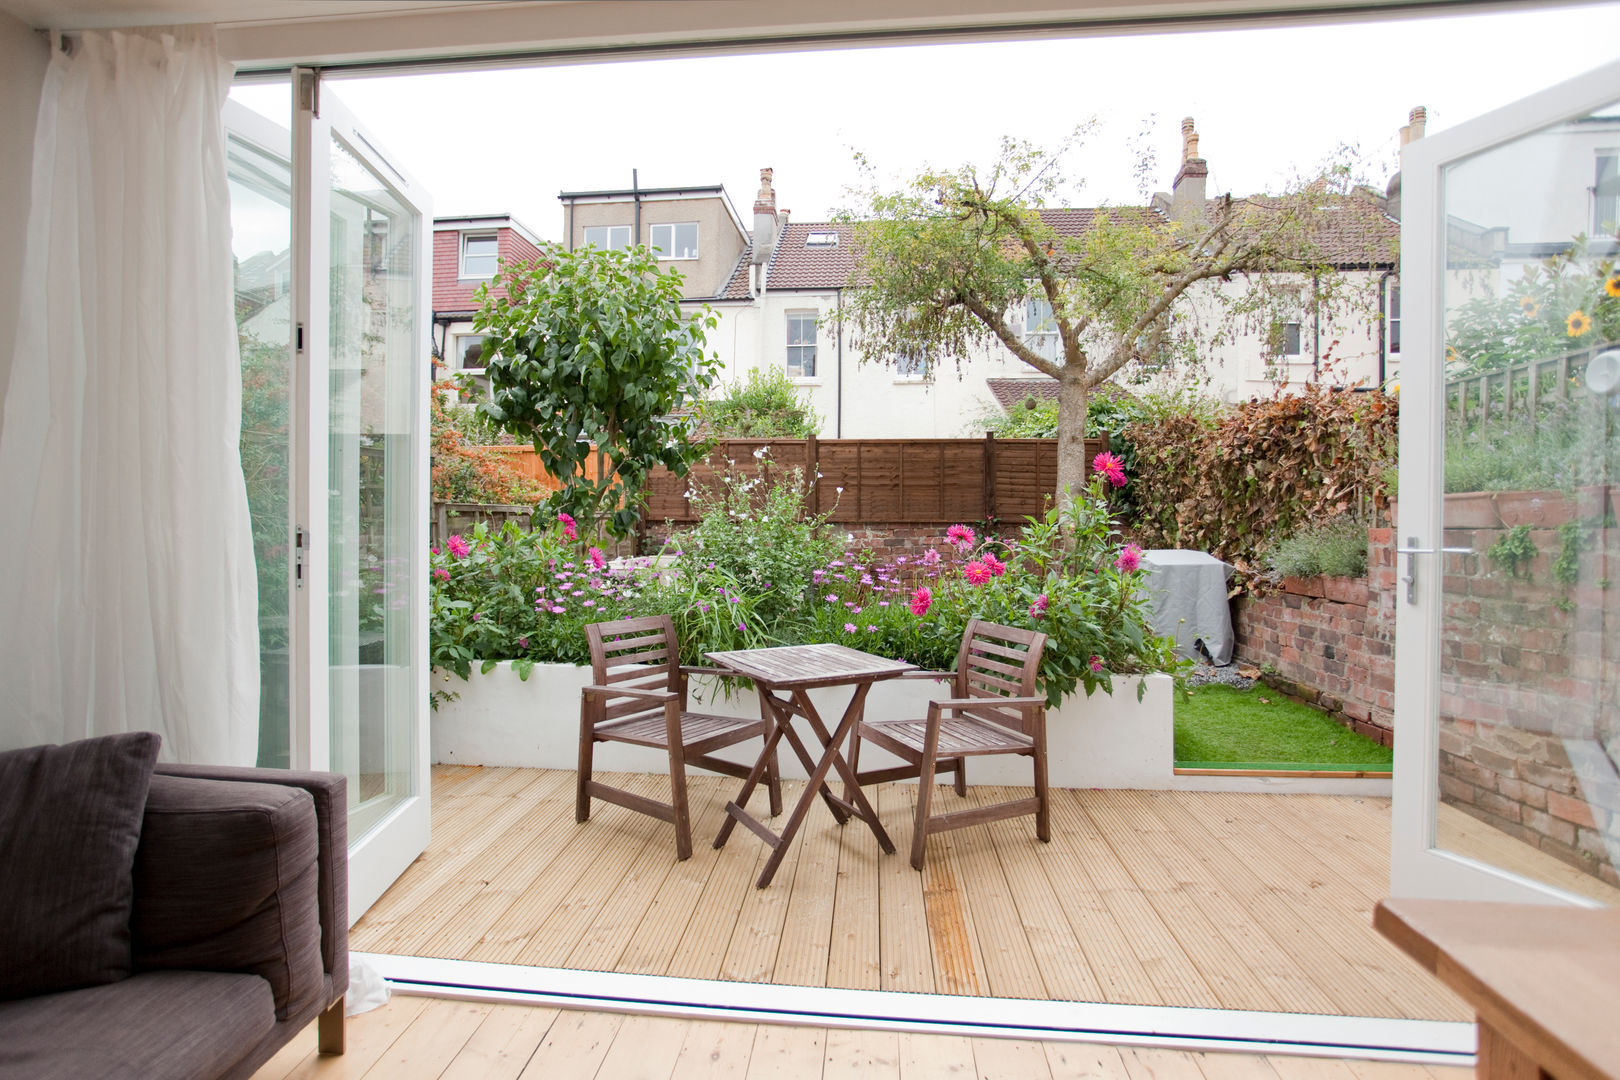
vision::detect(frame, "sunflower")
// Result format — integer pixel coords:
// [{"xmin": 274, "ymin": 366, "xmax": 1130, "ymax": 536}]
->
[
  {"xmin": 1567, "ymin": 309, "xmax": 1593, "ymax": 337},
  {"xmin": 1606, "ymin": 274, "xmax": 1620, "ymax": 298},
  {"xmin": 1520, "ymin": 295, "xmax": 1541, "ymax": 318},
  {"xmin": 1445, "ymin": 345, "xmax": 1459, "ymax": 364}
]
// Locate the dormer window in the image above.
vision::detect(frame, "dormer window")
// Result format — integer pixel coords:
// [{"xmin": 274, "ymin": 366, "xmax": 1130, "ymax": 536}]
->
[
  {"xmin": 650, "ymin": 222, "xmax": 699, "ymax": 259},
  {"xmin": 460, "ymin": 233, "xmax": 498, "ymax": 279},
  {"xmin": 806, "ymin": 231, "xmax": 839, "ymax": 247}
]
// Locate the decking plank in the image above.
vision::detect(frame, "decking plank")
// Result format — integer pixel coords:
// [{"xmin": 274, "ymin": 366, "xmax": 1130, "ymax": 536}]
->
[
  {"xmin": 826, "ymin": 790, "xmax": 884, "ymax": 991},
  {"xmin": 875, "ymin": 782, "xmax": 936, "ymax": 994},
  {"xmin": 438, "ymin": 1002, "xmax": 562, "ymax": 1080},
  {"xmin": 771, "ymin": 787, "xmax": 842, "ymax": 988}
]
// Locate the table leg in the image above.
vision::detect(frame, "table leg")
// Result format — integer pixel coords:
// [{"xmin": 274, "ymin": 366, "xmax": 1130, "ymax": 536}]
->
[
  {"xmin": 712, "ymin": 690, "xmax": 791, "ymax": 851},
  {"xmin": 802, "ymin": 683, "xmax": 895, "ymax": 856}
]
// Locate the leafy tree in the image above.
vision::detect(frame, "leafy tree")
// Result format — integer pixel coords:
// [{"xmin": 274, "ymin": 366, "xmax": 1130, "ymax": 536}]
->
[
  {"xmin": 839, "ymin": 132, "xmax": 1378, "ymax": 505},
  {"xmin": 474, "ymin": 244, "xmax": 721, "ymax": 538},
  {"xmin": 695, "ymin": 366, "xmax": 823, "ymax": 439}
]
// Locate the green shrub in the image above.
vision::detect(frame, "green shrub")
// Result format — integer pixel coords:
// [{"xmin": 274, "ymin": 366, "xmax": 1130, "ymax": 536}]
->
[
  {"xmin": 429, "ymin": 460, "xmax": 1181, "ymax": 706},
  {"xmin": 1266, "ymin": 517, "xmax": 1369, "ymax": 579},
  {"xmin": 695, "ymin": 366, "xmax": 822, "ymax": 439}
]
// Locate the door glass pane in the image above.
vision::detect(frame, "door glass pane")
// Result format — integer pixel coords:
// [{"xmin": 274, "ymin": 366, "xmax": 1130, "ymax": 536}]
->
[
  {"xmin": 328, "ymin": 134, "xmax": 419, "ymax": 839},
  {"xmin": 1436, "ymin": 100, "xmax": 1620, "ymax": 904},
  {"xmin": 227, "ymin": 125, "xmax": 293, "ymax": 769}
]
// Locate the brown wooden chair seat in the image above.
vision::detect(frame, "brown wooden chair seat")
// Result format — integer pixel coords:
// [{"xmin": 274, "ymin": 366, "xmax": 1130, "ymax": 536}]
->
[
  {"xmin": 849, "ymin": 618, "xmax": 1049, "ymax": 870},
  {"xmin": 581, "ymin": 615, "xmax": 781, "ymax": 860}
]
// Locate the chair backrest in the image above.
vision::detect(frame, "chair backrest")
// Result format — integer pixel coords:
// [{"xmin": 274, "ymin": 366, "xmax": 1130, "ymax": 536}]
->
[
  {"xmin": 952, "ymin": 618, "xmax": 1047, "ymax": 733},
  {"xmin": 584, "ymin": 615, "xmax": 682, "ymax": 725}
]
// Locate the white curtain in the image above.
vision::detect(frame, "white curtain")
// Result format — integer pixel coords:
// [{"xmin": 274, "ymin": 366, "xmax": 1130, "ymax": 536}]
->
[{"xmin": 0, "ymin": 26, "xmax": 258, "ymax": 765}]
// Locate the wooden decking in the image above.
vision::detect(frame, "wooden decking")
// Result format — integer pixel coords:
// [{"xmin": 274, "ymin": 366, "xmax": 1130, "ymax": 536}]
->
[
  {"xmin": 252, "ymin": 996, "xmax": 1473, "ymax": 1080},
  {"xmin": 352, "ymin": 766, "xmax": 1468, "ymax": 1021}
]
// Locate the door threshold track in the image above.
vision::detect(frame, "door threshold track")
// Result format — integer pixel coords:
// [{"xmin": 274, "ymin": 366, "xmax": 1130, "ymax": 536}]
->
[{"xmin": 359, "ymin": 952, "xmax": 1475, "ymax": 1066}]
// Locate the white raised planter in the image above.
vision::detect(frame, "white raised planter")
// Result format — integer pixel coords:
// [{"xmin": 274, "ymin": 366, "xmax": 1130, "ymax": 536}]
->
[{"xmin": 430, "ymin": 663, "xmax": 1389, "ymax": 794}]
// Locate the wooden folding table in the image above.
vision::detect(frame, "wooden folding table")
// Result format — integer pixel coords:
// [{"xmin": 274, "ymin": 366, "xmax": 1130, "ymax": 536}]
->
[{"xmin": 705, "ymin": 643, "xmax": 915, "ymax": 888}]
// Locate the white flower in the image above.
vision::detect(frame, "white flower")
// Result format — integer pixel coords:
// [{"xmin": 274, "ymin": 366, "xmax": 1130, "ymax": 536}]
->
[{"xmin": 836, "ymin": 486, "xmax": 845, "ymax": 494}]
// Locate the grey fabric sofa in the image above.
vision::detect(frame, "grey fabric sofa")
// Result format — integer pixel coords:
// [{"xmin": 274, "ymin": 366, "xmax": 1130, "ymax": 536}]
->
[{"xmin": 0, "ymin": 752, "xmax": 349, "ymax": 1080}]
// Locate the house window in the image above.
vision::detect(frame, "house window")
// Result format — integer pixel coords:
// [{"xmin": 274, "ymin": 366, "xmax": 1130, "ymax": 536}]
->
[
  {"xmin": 1387, "ymin": 281, "xmax": 1401, "ymax": 357},
  {"xmin": 786, "ymin": 312, "xmax": 818, "ymax": 378},
  {"xmin": 460, "ymin": 233, "xmax": 498, "ymax": 279},
  {"xmin": 895, "ymin": 352, "xmax": 930, "ymax": 379},
  {"xmin": 1594, "ymin": 152, "xmax": 1619, "ymax": 233},
  {"xmin": 1024, "ymin": 297, "xmax": 1060, "ymax": 362},
  {"xmin": 453, "ymin": 333, "xmax": 489, "ymax": 370},
  {"xmin": 650, "ymin": 222, "xmax": 699, "ymax": 259},
  {"xmin": 806, "ymin": 231, "xmax": 839, "ymax": 247},
  {"xmin": 583, "ymin": 225, "xmax": 631, "ymax": 251},
  {"xmin": 1281, "ymin": 321, "xmax": 1304, "ymax": 358}
]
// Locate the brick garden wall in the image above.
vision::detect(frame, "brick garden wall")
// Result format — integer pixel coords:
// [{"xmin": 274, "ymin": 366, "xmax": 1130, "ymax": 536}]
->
[
  {"xmin": 1233, "ymin": 530, "xmax": 1398, "ymax": 746},
  {"xmin": 1233, "ymin": 492, "xmax": 1618, "ymax": 890}
]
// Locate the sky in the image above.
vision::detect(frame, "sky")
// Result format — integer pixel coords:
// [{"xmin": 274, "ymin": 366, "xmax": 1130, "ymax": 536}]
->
[{"xmin": 230, "ymin": 3, "xmax": 1620, "ymax": 246}]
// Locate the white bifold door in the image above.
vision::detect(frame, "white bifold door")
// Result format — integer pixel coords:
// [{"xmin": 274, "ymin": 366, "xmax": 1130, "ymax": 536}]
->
[
  {"xmin": 1392, "ymin": 58, "xmax": 1620, "ymax": 907},
  {"xmin": 225, "ymin": 72, "xmax": 432, "ymax": 924}
]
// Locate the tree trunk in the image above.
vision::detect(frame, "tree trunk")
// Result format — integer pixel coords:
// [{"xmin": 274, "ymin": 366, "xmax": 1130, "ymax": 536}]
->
[{"xmin": 1054, "ymin": 367, "xmax": 1090, "ymax": 506}]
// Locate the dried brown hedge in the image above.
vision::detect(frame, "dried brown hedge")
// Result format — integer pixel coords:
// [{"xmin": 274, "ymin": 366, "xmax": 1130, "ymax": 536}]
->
[{"xmin": 1123, "ymin": 385, "xmax": 1397, "ymax": 575}]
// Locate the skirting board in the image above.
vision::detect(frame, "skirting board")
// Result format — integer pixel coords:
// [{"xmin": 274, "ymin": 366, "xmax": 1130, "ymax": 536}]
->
[{"xmin": 358, "ymin": 952, "xmax": 1476, "ymax": 1067}]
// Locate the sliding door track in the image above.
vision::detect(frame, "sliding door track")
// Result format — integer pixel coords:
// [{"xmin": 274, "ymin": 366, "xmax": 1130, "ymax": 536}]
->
[{"xmin": 360, "ymin": 953, "xmax": 1475, "ymax": 1066}]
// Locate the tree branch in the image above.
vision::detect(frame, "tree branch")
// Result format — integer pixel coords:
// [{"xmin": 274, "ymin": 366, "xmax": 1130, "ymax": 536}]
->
[{"xmin": 960, "ymin": 294, "xmax": 1063, "ymax": 379}]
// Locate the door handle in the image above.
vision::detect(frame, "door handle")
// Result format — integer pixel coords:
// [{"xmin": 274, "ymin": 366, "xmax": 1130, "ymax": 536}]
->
[{"xmin": 1394, "ymin": 536, "xmax": 1473, "ymax": 603}]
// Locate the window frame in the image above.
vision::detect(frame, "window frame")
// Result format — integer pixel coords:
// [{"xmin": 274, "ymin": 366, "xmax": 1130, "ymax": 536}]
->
[
  {"xmin": 582, "ymin": 224, "xmax": 632, "ymax": 251},
  {"xmin": 894, "ymin": 352, "xmax": 931, "ymax": 380},
  {"xmin": 649, "ymin": 221, "xmax": 700, "ymax": 260},
  {"xmin": 1386, "ymin": 279, "xmax": 1402, "ymax": 359},
  {"xmin": 1593, "ymin": 149, "xmax": 1619, "ymax": 234},
  {"xmin": 451, "ymin": 331, "xmax": 489, "ymax": 372},
  {"xmin": 459, "ymin": 232, "xmax": 499, "ymax": 280},
  {"xmin": 785, "ymin": 310, "xmax": 819, "ymax": 380},
  {"xmin": 1023, "ymin": 296, "xmax": 1061, "ymax": 363}
]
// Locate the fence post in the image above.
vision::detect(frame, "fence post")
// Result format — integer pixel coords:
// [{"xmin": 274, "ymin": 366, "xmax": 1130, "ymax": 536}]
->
[
  {"xmin": 984, "ymin": 431, "xmax": 997, "ymax": 523},
  {"xmin": 805, "ymin": 434, "xmax": 820, "ymax": 513}
]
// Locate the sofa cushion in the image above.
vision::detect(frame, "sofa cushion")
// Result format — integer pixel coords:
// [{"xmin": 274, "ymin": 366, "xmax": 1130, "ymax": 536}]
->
[
  {"xmin": 0, "ymin": 732, "xmax": 162, "ymax": 1000},
  {"xmin": 0, "ymin": 969, "xmax": 273, "ymax": 1080},
  {"xmin": 132, "ymin": 773, "xmax": 324, "ymax": 1022}
]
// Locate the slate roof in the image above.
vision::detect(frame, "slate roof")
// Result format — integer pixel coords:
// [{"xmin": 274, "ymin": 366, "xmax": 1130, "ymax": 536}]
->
[{"xmin": 712, "ymin": 195, "xmax": 1396, "ymax": 300}]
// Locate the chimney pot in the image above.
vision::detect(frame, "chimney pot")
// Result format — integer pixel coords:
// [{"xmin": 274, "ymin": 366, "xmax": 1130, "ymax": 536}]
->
[{"xmin": 751, "ymin": 167, "xmax": 779, "ymax": 268}]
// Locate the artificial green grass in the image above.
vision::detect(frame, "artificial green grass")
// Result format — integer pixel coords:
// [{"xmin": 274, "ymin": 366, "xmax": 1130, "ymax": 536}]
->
[{"xmin": 1173, "ymin": 683, "xmax": 1394, "ymax": 771}]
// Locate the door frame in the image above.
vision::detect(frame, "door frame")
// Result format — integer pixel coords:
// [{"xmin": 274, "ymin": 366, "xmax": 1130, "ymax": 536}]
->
[
  {"xmin": 291, "ymin": 68, "xmax": 434, "ymax": 923},
  {"xmin": 1390, "ymin": 55, "xmax": 1620, "ymax": 905}
]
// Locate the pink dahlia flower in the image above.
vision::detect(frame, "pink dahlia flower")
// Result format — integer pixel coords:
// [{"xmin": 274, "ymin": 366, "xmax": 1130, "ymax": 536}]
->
[
  {"xmin": 1115, "ymin": 544, "xmax": 1142, "ymax": 573},
  {"xmin": 1092, "ymin": 451, "xmax": 1127, "ymax": 488},
  {"xmin": 588, "ymin": 546, "xmax": 606, "ymax": 570},
  {"xmin": 946, "ymin": 523, "xmax": 976, "ymax": 549},
  {"xmin": 557, "ymin": 512, "xmax": 578, "ymax": 541},
  {"xmin": 446, "ymin": 534, "xmax": 470, "ymax": 559},
  {"xmin": 909, "ymin": 587, "xmax": 932, "ymax": 617},
  {"xmin": 964, "ymin": 560, "xmax": 992, "ymax": 585}
]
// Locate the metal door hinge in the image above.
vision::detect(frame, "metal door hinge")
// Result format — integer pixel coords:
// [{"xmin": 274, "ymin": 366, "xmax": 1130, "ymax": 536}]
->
[
  {"xmin": 1394, "ymin": 536, "xmax": 1473, "ymax": 604},
  {"xmin": 295, "ymin": 525, "xmax": 306, "ymax": 590}
]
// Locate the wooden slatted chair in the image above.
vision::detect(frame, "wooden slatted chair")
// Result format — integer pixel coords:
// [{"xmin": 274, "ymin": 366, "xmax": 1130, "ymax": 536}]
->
[
  {"xmin": 580, "ymin": 615, "xmax": 781, "ymax": 860},
  {"xmin": 848, "ymin": 618, "xmax": 1049, "ymax": 870}
]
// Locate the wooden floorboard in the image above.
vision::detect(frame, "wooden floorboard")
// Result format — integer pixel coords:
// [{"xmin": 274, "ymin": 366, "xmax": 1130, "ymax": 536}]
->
[
  {"xmin": 252, "ymin": 998, "xmax": 1464, "ymax": 1080},
  {"xmin": 346, "ymin": 766, "xmax": 1471, "ymax": 1021}
]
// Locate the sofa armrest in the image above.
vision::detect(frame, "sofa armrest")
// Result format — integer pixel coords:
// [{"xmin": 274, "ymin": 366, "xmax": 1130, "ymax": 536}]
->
[{"xmin": 148, "ymin": 766, "xmax": 347, "ymax": 1011}]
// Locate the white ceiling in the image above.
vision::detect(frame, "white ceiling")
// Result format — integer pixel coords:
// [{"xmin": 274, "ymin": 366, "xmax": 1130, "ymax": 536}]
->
[{"xmin": 0, "ymin": 0, "xmax": 1572, "ymax": 71}]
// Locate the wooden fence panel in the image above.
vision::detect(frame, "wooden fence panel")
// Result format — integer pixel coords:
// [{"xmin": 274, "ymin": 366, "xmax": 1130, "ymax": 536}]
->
[{"xmin": 466, "ymin": 435, "xmax": 1109, "ymax": 526}]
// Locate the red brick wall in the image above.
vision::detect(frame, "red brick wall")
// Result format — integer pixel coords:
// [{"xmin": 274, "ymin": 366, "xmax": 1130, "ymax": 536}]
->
[
  {"xmin": 1233, "ymin": 529, "xmax": 1397, "ymax": 746},
  {"xmin": 1233, "ymin": 492, "xmax": 1619, "ymax": 890},
  {"xmin": 433, "ymin": 225, "xmax": 544, "ymax": 313}
]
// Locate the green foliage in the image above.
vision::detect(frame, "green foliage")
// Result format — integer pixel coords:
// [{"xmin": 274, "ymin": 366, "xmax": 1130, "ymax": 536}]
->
[
  {"xmin": 838, "ymin": 132, "xmax": 1384, "ymax": 504},
  {"xmin": 1126, "ymin": 385, "xmax": 1397, "ymax": 574},
  {"xmin": 1553, "ymin": 522, "xmax": 1583, "ymax": 587},
  {"xmin": 1443, "ymin": 400, "xmax": 1619, "ymax": 494},
  {"xmin": 663, "ymin": 450, "xmax": 841, "ymax": 628},
  {"xmin": 429, "ymin": 464, "xmax": 1180, "ymax": 707},
  {"xmin": 1487, "ymin": 525, "xmax": 1537, "ymax": 578},
  {"xmin": 475, "ymin": 243, "xmax": 722, "ymax": 538},
  {"xmin": 1266, "ymin": 517, "xmax": 1369, "ymax": 579},
  {"xmin": 431, "ymin": 380, "xmax": 545, "ymax": 505},
  {"xmin": 795, "ymin": 475, "xmax": 1182, "ymax": 705},
  {"xmin": 239, "ymin": 333, "xmax": 290, "ymax": 650},
  {"xmin": 1445, "ymin": 234, "xmax": 1620, "ymax": 377},
  {"xmin": 1174, "ymin": 684, "xmax": 1392, "ymax": 768},
  {"xmin": 695, "ymin": 367, "xmax": 822, "ymax": 439}
]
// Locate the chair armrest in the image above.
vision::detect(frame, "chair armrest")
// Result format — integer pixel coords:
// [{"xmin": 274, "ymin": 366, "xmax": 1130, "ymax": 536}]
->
[
  {"xmin": 146, "ymin": 765, "xmax": 347, "ymax": 1019},
  {"xmin": 582, "ymin": 684, "xmax": 677, "ymax": 703},
  {"xmin": 900, "ymin": 670, "xmax": 955, "ymax": 680},
  {"xmin": 927, "ymin": 696, "xmax": 1046, "ymax": 712},
  {"xmin": 679, "ymin": 665, "xmax": 732, "ymax": 678}
]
